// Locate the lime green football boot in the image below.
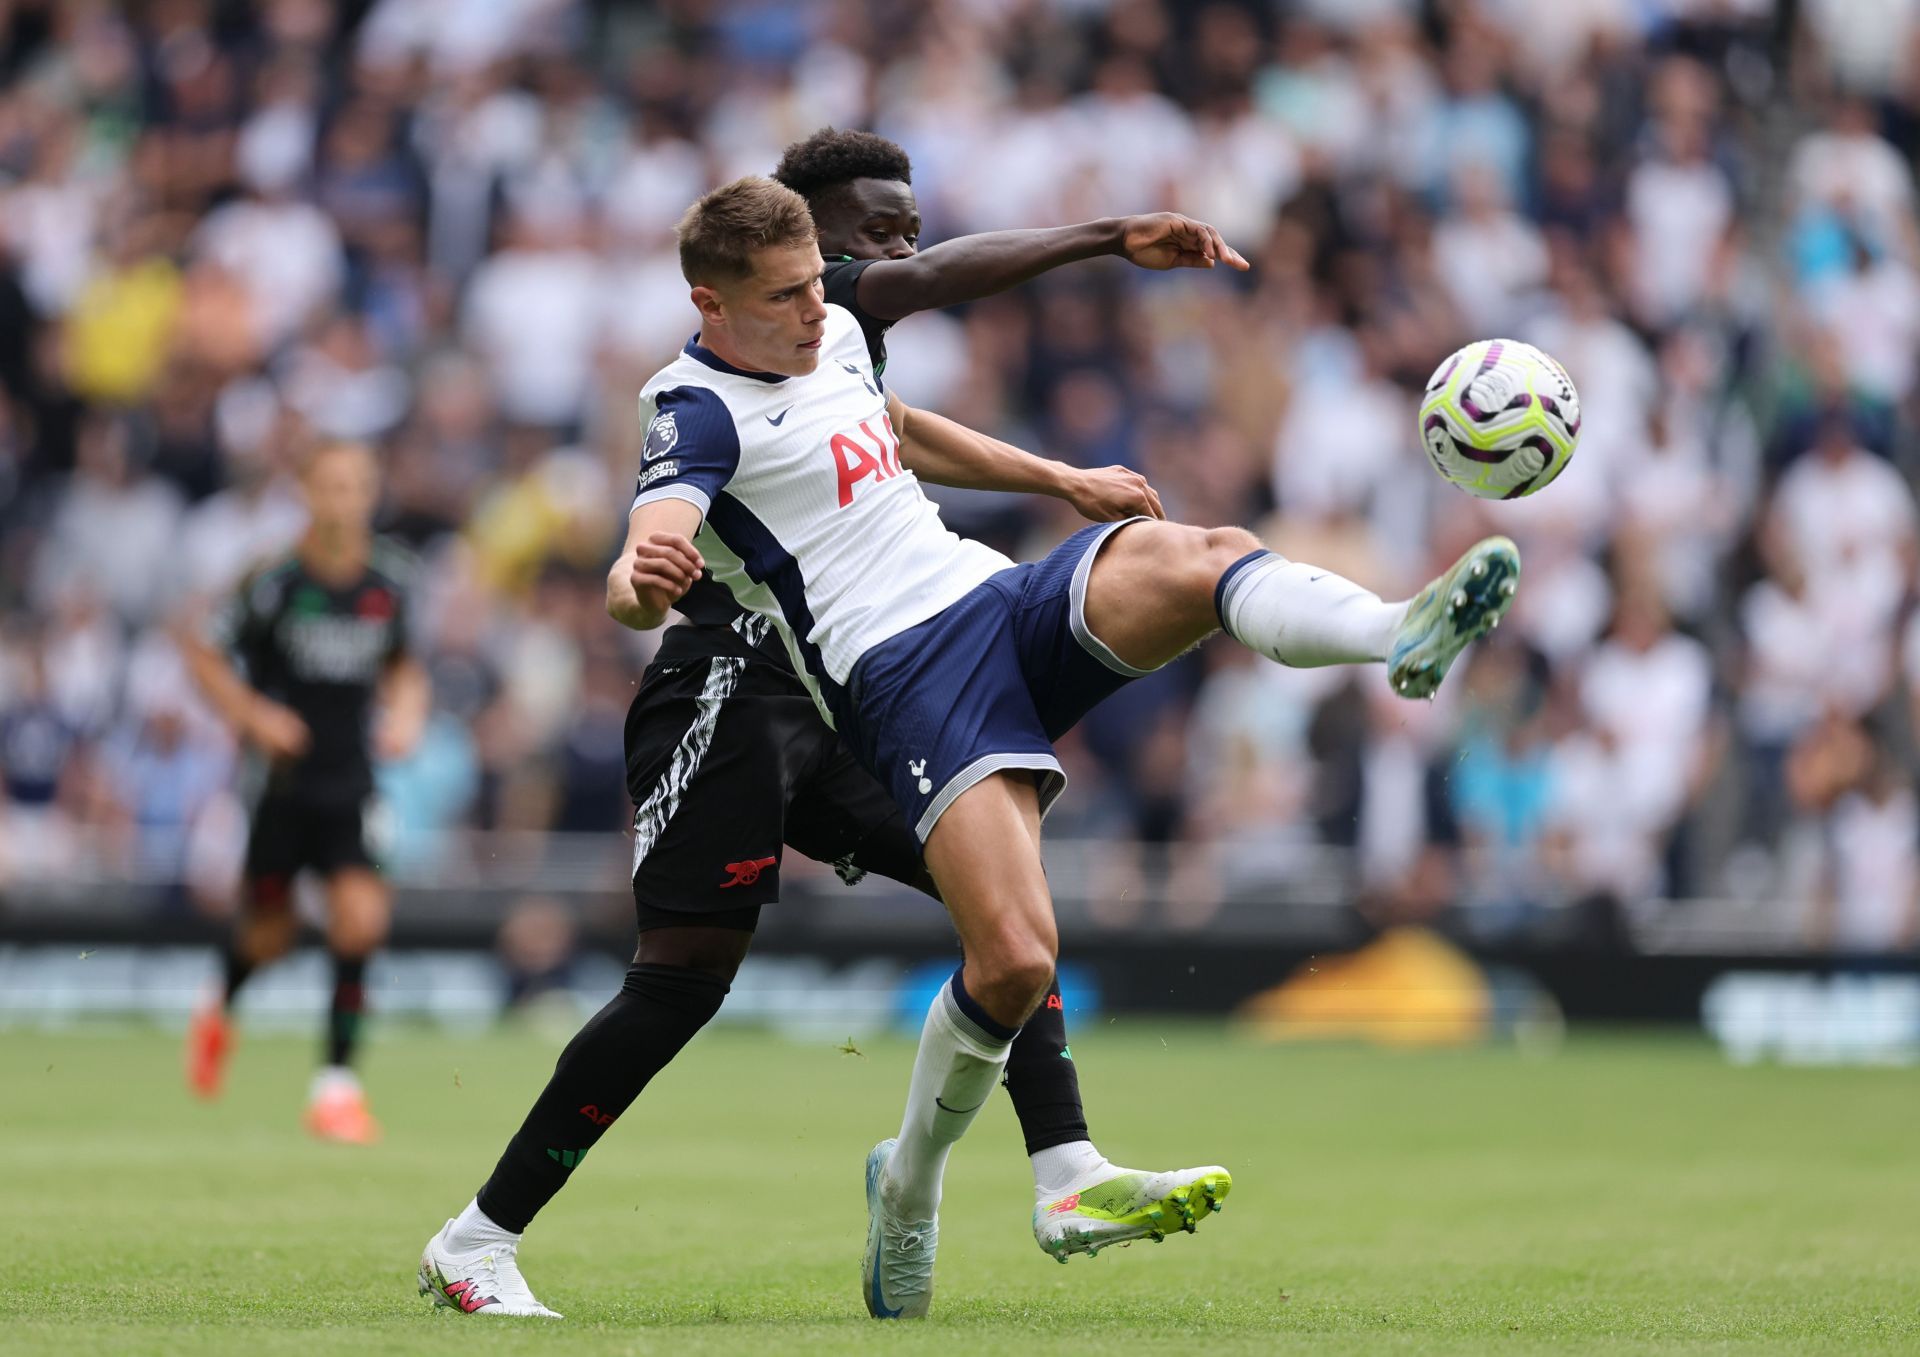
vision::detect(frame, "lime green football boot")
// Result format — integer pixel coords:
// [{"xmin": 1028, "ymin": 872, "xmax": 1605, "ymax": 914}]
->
[
  {"xmin": 1034, "ymin": 1165, "xmax": 1233, "ymax": 1263},
  {"xmin": 1387, "ymin": 536, "xmax": 1520, "ymax": 700}
]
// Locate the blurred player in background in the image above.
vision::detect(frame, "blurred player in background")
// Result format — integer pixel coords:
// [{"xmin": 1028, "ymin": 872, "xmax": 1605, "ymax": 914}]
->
[
  {"xmin": 416, "ymin": 131, "xmax": 1242, "ymax": 1320},
  {"xmin": 181, "ymin": 440, "xmax": 428, "ymax": 1143}
]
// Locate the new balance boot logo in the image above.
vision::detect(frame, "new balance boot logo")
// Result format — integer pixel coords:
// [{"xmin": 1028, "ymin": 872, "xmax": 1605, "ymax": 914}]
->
[
  {"xmin": 721, "ymin": 855, "xmax": 778, "ymax": 888},
  {"xmin": 1044, "ymin": 1192, "xmax": 1082, "ymax": 1216}
]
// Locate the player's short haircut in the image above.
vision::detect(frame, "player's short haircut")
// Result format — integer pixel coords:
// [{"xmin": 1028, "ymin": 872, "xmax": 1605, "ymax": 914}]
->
[
  {"xmin": 676, "ymin": 177, "xmax": 817, "ymax": 286},
  {"xmin": 299, "ymin": 439, "xmax": 375, "ymax": 477},
  {"xmin": 772, "ymin": 128, "xmax": 913, "ymax": 207}
]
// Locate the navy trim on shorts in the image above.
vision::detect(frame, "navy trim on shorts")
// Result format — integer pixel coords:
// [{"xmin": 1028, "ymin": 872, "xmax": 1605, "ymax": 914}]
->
[{"xmin": 1067, "ymin": 517, "xmax": 1155, "ymax": 678}]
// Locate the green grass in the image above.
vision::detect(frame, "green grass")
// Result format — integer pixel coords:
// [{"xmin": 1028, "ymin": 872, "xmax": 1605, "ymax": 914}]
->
[{"xmin": 5, "ymin": 1021, "xmax": 1917, "ymax": 1355}]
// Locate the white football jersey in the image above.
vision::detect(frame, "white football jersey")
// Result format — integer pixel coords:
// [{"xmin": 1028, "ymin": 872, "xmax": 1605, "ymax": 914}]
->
[{"xmin": 630, "ymin": 304, "xmax": 1014, "ymax": 718}]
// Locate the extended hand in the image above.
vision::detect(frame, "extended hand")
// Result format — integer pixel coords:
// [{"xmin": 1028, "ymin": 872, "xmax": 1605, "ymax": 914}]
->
[
  {"xmin": 1067, "ymin": 465, "xmax": 1164, "ymax": 522},
  {"xmin": 248, "ymin": 700, "xmax": 311, "ymax": 761},
  {"xmin": 1117, "ymin": 213, "xmax": 1250, "ymax": 273},
  {"xmin": 628, "ymin": 532, "xmax": 705, "ymax": 616}
]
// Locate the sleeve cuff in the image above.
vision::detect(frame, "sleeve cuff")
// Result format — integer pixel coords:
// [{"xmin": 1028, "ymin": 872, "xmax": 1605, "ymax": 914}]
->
[{"xmin": 630, "ymin": 484, "xmax": 713, "ymax": 519}]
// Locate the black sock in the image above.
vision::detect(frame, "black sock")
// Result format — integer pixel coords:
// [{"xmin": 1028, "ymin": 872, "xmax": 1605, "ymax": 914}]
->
[
  {"xmin": 222, "ymin": 947, "xmax": 255, "ymax": 1011},
  {"xmin": 1003, "ymin": 974, "xmax": 1090, "ymax": 1154},
  {"xmin": 475, "ymin": 962, "xmax": 729, "ymax": 1233},
  {"xmin": 326, "ymin": 954, "xmax": 368, "ymax": 1067}
]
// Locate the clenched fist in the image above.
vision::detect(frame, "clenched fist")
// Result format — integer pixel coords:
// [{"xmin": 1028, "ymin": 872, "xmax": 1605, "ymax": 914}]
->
[{"xmin": 628, "ymin": 532, "xmax": 706, "ymax": 616}]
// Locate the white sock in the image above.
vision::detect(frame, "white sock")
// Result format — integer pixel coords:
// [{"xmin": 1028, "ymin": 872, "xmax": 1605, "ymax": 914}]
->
[
  {"xmin": 443, "ymin": 1197, "xmax": 519, "ymax": 1254},
  {"xmin": 309, "ymin": 1065, "xmax": 360, "ymax": 1100},
  {"xmin": 882, "ymin": 975, "xmax": 1015, "ymax": 1220},
  {"xmin": 1031, "ymin": 1139, "xmax": 1111, "ymax": 1198},
  {"xmin": 1217, "ymin": 552, "xmax": 1406, "ymax": 667}
]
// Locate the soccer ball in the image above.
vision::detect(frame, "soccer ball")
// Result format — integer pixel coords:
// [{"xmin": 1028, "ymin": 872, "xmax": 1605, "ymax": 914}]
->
[{"xmin": 1419, "ymin": 339, "xmax": 1580, "ymax": 500}]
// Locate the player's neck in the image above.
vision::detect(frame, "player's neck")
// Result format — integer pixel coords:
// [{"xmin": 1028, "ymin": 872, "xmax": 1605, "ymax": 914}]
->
[
  {"xmin": 300, "ymin": 528, "xmax": 370, "ymax": 584},
  {"xmin": 696, "ymin": 328, "xmax": 764, "ymax": 374}
]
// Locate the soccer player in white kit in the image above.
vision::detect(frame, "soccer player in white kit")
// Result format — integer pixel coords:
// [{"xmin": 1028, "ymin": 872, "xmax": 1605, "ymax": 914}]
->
[{"xmin": 612, "ymin": 178, "xmax": 1520, "ymax": 1319}]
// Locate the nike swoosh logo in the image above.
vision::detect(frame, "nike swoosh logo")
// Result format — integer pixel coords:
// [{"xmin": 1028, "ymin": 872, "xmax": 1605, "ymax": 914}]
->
[
  {"xmin": 868, "ymin": 1262, "xmax": 903, "ymax": 1319},
  {"xmin": 766, "ymin": 407, "xmax": 792, "ymax": 426},
  {"xmin": 934, "ymin": 1097, "xmax": 984, "ymax": 1115}
]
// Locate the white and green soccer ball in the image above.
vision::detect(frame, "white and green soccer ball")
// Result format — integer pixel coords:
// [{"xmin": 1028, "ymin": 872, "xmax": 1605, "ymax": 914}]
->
[{"xmin": 1419, "ymin": 338, "xmax": 1580, "ymax": 500}]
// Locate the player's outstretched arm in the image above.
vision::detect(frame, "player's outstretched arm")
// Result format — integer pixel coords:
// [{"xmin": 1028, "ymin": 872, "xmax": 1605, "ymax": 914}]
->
[
  {"xmin": 607, "ymin": 498, "xmax": 705, "ymax": 632},
  {"xmin": 854, "ymin": 213, "xmax": 1249, "ymax": 321},
  {"xmin": 888, "ymin": 390, "xmax": 1163, "ymax": 522}
]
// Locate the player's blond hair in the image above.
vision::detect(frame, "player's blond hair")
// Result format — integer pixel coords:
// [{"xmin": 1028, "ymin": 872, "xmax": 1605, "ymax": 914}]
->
[{"xmin": 676, "ymin": 176, "xmax": 816, "ymax": 286}]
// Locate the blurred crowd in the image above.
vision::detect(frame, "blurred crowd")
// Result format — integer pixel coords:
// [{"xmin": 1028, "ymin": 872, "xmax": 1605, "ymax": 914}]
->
[{"xmin": 3, "ymin": 0, "xmax": 1920, "ymax": 953}]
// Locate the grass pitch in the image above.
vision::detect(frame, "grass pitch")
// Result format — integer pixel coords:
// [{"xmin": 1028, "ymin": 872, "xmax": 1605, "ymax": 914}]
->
[{"xmin": 5, "ymin": 1020, "xmax": 1916, "ymax": 1355}]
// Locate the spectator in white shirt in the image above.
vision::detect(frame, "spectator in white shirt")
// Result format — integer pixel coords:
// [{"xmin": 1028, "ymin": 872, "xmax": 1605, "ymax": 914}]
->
[
  {"xmin": 192, "ymin": 186, "xmax": 345, "ymax": 354},
  {"xmin": 461, "ymin": 213, "xmax": 603, "ymax": 431},
  {"xmin": 1625, "ymin": 57, "xmax": 1736, "ymax": 326},
  {"xmin": 1772, "ymin": 414, "xmax": 1917, "ymax": 597},
  {"xmin": 1433, "ymin": 160, "xmax": 1548, "ymax": 335}
]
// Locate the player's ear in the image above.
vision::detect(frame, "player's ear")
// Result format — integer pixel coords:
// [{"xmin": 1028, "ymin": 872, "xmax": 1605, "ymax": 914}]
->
[{"xmin": 691, "ymin": 285, "xmax": 725, "ymax": 327}]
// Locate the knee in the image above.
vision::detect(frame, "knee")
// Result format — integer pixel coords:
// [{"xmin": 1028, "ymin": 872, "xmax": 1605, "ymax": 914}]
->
[
  {"xmin": 330, "ymin": 913, "xmax": 387, "ymax": 959},
  {"xmin": 1130, "ymin": 522, "xmax": 1264, "ymax": 592},
  {"xmin": 1200, "ymin": 525, "xmax": 1264, "ymax": 571},
  {"xmin": 971, "ymin": 924, "xmax": 1057, "ymax": 1014},
  {"xmin": 242, "ymin": 907, "xmax": 298, "ymax": 961},
  {"xmin": 328, "ymin": 893, "xmax": 390, "ymax": 958},
  {"xmin": 635, "ymin": 927, "xmax": 753, "ymax": 982},
  {"xmin": 999, "ymin": 948, "xmax": 1056, "ymax": 1014}
]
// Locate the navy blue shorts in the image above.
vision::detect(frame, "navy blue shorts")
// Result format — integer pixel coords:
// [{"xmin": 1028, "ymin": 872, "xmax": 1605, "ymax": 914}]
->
[{"xmin": 831, "ymin": 518, "xmax": 1154, "ymax": 842}]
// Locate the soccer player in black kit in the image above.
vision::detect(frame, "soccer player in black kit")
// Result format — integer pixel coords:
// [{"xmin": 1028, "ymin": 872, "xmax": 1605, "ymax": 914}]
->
[
  {"xmin": 184, "ymin": 439, "xmax": 428, "ymax": 1144},
  {"xmin": 418, "ymin": 131, "xmax": 1244, "ymax": 1317}
]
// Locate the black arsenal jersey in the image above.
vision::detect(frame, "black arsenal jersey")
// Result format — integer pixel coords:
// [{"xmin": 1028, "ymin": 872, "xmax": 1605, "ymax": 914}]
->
[
  {"xmin": 652, "ymin": 256, "xmax": 894, "ymax": 671},
  {"xmin": 211, "ymin": 541, "xmax": 415, "ymax": 805}
]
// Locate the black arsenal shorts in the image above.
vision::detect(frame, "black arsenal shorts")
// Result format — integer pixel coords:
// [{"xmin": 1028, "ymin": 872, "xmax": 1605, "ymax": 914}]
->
[
  {"xmin": 624, "ymin": 653, "xmax": 929, "ymax": 931},
  {"xmin": 244, "ymin": 792, "xmax": 383, "ymax": 895}
]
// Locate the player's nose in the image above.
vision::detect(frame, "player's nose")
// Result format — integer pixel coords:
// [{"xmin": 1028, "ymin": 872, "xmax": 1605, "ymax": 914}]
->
[{"xmin": 885, "ymin": 243, "xmax": 913, "ymax": 260}]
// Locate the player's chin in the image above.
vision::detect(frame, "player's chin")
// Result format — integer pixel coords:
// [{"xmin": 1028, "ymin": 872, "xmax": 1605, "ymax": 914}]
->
[{"xmin": 789, "ymin": 342, "xmax": 823, "ymax": 372}]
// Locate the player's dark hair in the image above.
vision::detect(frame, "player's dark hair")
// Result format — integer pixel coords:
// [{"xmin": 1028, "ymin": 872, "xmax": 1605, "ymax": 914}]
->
[
  {"xmin": 772, "ymin": 128, "xmax": 912, "ymax": 208},
  {"xmin": 676, "ymin": 176, "xmax": 817, "ymax": 285}
]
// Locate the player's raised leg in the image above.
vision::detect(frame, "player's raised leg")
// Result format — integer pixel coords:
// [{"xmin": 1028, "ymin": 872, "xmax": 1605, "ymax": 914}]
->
[{"xmin": 1078, "ymin": 520, "xmax": 1518, "ymax": 696}]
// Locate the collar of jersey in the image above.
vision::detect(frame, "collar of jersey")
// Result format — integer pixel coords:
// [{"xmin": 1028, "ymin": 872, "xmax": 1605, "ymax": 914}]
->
[{"xmin": 683, "ymin": 336, "xmax": 789, "ymax": 384}]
